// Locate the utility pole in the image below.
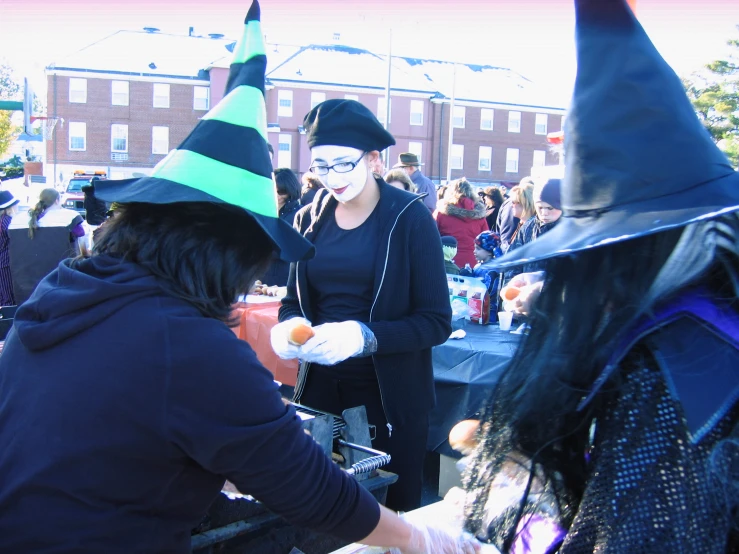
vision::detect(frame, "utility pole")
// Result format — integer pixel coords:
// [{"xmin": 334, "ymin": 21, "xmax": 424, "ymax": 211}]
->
[
  {"xmin": 383, "ymin": 29, "xmax": 392, "ymax": 168},
  {"xmin": 445, "ymin": 62, "xmax": 458, "ymax": 184}
]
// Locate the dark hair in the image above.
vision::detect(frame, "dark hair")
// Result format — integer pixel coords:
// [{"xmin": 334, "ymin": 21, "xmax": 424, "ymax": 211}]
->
[
  {"xmin": 267, "ymin": 143, "xmax": 274, "ymax": 156},
  {"xmin": 28, "ymin": 188, "xmax": 60, "ymax": 239},
  {"xmin": 301, "ymin": 173, "xmax": 324, "ymax": 194},
  {"xmin": 92, "ymin": 202, "xmax": 273, "ymax": 324},
  {"xmin": 464, "ymin": 228, "xmax": 688, "ymax": 545},
  {"xmin": 274, "ymin": 168, "xmax": 301, "ymax": 203},
  {"xmin": 480, "ymin": 186, "xmax": 504, "ymax": 207},
  {"xmin": 383, "ymin": 169, "xmax": 415, "ymax": 192}
]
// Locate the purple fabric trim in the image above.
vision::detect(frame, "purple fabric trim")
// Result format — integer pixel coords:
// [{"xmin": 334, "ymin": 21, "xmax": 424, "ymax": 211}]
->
[
  {"xmin": 70, "ymin": 223, "xmax": 85, "ymax": 239},
  {"xmin": 578, "ymin": 288, "xmax": 739, "ymax": 411},
  {"xmin": 513, "ymin": 513, "xmax": 567, "ymax": 554}
]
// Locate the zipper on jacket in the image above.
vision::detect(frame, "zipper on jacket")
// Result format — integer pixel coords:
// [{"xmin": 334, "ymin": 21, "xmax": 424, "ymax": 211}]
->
[{"xmin": 369, "ymin": 197, "xmax": 420, "ymax": 439}]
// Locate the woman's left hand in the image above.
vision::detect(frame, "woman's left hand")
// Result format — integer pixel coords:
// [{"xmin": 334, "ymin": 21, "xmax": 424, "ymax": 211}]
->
[{"xmin": 299, "ymin": 321, "xmax": 365, "ymax": 365}]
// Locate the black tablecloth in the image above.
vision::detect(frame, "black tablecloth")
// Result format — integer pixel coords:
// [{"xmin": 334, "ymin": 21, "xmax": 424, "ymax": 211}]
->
[{"xmin": 428, "ymin": 323, "xmax": 521, "ymax": 456}]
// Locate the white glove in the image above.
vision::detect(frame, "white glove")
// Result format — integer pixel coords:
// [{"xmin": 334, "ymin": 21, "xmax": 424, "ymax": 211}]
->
[
  {"xmin": 299, "ymin": 320, "xmax": 365, "ymax": 366},
  {"xmin": 270, "ymin": 317, "xmax": 312, "ymax": 360},
  {"xmin": 397, "ymin": 519, "xmax": 480, "ymax": 554}
]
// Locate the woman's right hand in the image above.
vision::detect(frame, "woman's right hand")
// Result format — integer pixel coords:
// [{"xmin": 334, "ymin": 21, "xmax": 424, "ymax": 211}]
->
[
  {"xmin": 500, "ymin": 272, "xmax": 546, "ymax": 316},
  {"xmin": 270, "ymin": 317, "xmax": 312, "ymax": 360}
]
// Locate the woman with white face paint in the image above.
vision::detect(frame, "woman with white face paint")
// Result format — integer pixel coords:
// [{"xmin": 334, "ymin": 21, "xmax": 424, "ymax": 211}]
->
[{"xmin": 272, "ymin": 99, "xmax": 453, "ymax": 513}]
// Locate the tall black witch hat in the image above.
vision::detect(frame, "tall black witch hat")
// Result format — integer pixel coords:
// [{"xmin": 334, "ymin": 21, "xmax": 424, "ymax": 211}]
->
[
  {"xmin": 95, "ymin": 1, "xmax": 314, "ymax": 263},
  {"xmin": 493, "ymin": 0, "xmax": 739, "ymax": 269}
]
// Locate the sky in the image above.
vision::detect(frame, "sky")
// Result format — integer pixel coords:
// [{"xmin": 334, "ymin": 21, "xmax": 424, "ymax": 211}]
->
[{"xmin": 2, "ymin": 0, "xmax": 739, "ymax": 108}]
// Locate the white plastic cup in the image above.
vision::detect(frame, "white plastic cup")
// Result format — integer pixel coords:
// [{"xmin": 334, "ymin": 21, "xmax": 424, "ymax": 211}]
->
[{"xmin": 498, "ymin": 311, "xmax": 513, "ymax": 331}]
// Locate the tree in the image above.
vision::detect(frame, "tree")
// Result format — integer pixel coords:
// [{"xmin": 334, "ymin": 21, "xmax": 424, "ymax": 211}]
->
[
  {"xmin": 683, "ymin": 26, "xmax": 739, "ymax": 168},
  {"xmin": 0, "ymin": 60, "xmax": 22, "ymax": 159}
]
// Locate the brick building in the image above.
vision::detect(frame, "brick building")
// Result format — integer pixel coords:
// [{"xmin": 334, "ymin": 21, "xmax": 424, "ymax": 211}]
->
[{"xmin": 45, "ymin": 31, "xmax": 566, "ymax": 188}]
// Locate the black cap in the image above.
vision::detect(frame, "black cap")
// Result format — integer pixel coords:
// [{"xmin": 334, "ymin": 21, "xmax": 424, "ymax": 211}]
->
[
  {"xmin": 441, "ymin": 236, "xmax": 458, "ymax": 248},
  {"xmin": 304, "ymin": 99, "xmax": 396, "ymax": 152}
]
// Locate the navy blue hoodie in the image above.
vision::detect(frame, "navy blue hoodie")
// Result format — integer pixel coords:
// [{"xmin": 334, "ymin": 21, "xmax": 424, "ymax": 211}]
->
[{"xmin": 0, "ymin": 255, "xmax": 379, "ymax": 552}]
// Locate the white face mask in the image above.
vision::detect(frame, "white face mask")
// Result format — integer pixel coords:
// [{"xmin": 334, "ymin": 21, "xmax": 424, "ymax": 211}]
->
[{"xmin": 310, "ymin": 145, "xmax": 369, "ymax": 203}]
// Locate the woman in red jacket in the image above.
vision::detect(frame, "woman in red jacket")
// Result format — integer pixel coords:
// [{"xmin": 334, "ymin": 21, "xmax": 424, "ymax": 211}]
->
[{"xmin": 434, "ymin": 178, "xmax": 488, "ymax": 268}]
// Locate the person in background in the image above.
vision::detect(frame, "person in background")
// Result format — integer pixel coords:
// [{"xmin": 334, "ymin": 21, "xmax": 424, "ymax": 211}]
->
[
  {"xmin": 437, "ymin": 184, "xmax": 448, "ymax": 202},
  {"xmin": 261, "ymin": 168, "xmax": 302, "ymax": 286},
  {"xmin": 81, "ymin": 178, "xmax": 108, "ymax": 227},
  {"xmin": 503, "ymin": 181, "xmax": 535, "ymax": 250},
  {"xmin": 393, "ymin": 153, "xmax": 437, "ymax": 212},
  {"xmin": 384, "ymin": 168, "xmax": 416, "ymax": 192},
  {"xmin": 0, "ymin": 5, "xmax": 476, "ymax": 553},
  {"xmin": 441, "ymin": 236, "xmax": 460, "ymax": 275},
  {"xmin": 434, "ymin": 178, "xmax": 489, "ymax": 269},
  {"xmin": 10, "ymin": 188, "xmax": 85, "ymax": 247},
  {"xmin": 462, "ymin": 0, "xmax": 739, "ymax": 550},
  {"xmin": 505, "ymin": 178, "xmax": 563, "ymax": 279},
  {"xmin": 496, "ymin": 180, "xmax": 531, "ymax": 245},
  {"xmin": 273, "ymin": 99, "xmax": 452, "ymax": 513},
  {"xmin": 459, "ymin": 231, "xmax": 504, "ymax": 298},
  {"xmin": 301, "ymin": 172, "xmax": 324, "ymax": 206},
  {"xmin": 479, "ymin": 187, "xmax": 504, "ymax": 230},
  {"xmin": 370, "ymin": 154, "xmax": 386, "ymax": 176},
  {"xmin": 267, "ymin": 142, "xmax": 274, "ymax": 163},
  {"xmin": 0, "ymin": 191, "xmax": 19, "ymax": 306}
]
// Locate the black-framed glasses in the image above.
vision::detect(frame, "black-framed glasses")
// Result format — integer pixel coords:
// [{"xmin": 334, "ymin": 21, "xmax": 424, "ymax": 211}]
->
[{"xmin": 309, "ymin": 152, "xmax": 366, "ymax": 176}]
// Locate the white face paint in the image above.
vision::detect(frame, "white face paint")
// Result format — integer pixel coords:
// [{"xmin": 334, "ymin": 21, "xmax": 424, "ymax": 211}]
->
[{"xmin": 309, "ymin": 145, "xmax": 369, "ymax": 204}]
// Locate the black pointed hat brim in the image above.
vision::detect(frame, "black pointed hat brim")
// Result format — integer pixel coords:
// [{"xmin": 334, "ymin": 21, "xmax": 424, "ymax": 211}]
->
[
  {"xmin": 96, "ymin": 176, "xmax": 314, "ymax": 263},
  {"xmin": 491, "ymin": 171, "xmax": 739, "ymax": 270}
]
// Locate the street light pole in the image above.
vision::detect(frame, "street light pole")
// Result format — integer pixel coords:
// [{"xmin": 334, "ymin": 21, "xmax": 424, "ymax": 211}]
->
[
  {"xmin": 383, "ymin": 29, "xmax": 392, "ymax": 168},
  {"xmin": 445, "ymin": 62, "xmax": 457, "ymax": 184}
]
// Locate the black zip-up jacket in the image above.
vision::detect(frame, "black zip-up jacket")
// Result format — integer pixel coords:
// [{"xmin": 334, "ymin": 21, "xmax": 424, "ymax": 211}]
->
[{"xmin": 279, "ymin": 179, "xmax": 452, "ymax": 429}]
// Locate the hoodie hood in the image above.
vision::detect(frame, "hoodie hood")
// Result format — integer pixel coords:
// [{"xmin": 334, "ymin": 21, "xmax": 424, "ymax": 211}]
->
[
  {"xmin": 437, "ymin": 197, "xmax": 487, "ymax": 220},
  {"xmin": 14, "ymin": 255, "xmax": 162, "ymax": 351}
]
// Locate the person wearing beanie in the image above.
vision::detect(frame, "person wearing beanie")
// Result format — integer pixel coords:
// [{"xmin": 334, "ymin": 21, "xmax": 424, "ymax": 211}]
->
[
  {"xmin": 459, "ymin": 231, "xmax": 503, "ymax": 298},
  {"xmin": 0, "ymin": 4, "xmax": 476, "ymax": 553},
  {"xmin": 462, "ymin": 0, "xmax": 739, "ymax": 551},
  {"xmin": 274, "ymin": 98, "xmax": 453, "ymax": 513},
  {"xmin": 441, "ymin": 235, "xmax": 460, "ymax": 274}
]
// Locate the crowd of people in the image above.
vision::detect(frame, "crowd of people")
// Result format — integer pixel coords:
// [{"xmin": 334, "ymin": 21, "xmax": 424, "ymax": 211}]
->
[{"xmin": 0, "ymin": 0, "xmax": 737, "ymax": 552}]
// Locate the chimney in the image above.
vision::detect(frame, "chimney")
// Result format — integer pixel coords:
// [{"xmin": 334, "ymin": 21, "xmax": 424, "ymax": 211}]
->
[
  {"xmin": 189, "ymin": 26, "xmax": 194, "ymax": 37},
  {"xmin": 143, "ymin": 27, "xmax": 160, "ymax": 33},
  {"xmin": 208, "ymin": 33, "xmax": 225, "ymax": 40}
]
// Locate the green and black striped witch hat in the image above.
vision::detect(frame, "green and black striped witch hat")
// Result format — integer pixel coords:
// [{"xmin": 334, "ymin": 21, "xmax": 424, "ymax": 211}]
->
[{"xmin": 96, "ymin": 0, "xmax": 314, "ymax": 262}]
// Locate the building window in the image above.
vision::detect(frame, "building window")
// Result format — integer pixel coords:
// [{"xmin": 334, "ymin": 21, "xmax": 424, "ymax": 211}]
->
[
  {"xmin": 479, "ymin": 146, "xmax": 492, "ymax": 171},
  {"xmin": 278, "ymin": 134, "xmax": 292, "ymax": 168},
  {"xmin": 278, "ymin": 90, "xmax": 293, "ymax": 117},
  {"xmin": 480, "ymin": 108, "xmax": 494, "ymax": 131},
  {"xmin": 377, "ymin": 97, "xmax": 391, "ymax": 125},
  {"xmin": 451, "ymin": 144, "xmax": 464, "ymax": 170},
  {"xmin": 111, "ymin": 81, "xmax": 129, "ymax": 106},
  {"xmin": 533, "ymin": 150, "xmax": 547, "ymax": 168},
  {"xmin": 535, "ymin": 113, "xmax": 548, "ymax": 135},
  {"xmin": 452, "ymin": 105, "xmax": 466, "ymax": 128},
  {"xmin": 153, "ymin": 83, "xmax": 170, "ymax": 108},
  {"xmin": 193, "ymin": 86, "xmax": 209, "ymax": 111},
  {"xmin": 508, "ymin": 111, "xmax": 521, "ymax": 133},
  {"xmin": 344, "ymin": 94, "xmax": 359, "ymax": 101},
  {"xmin": 408, "ymin": 141, "xmax": 422, "ymax": 162},
  {"xmin": 69, "ymin": 78, "xmax": 87, "ymax": 103},
  {"xmin": 311, "ymin": 92, "xmax": 326, "ymax": 110},
  {"xmin": 68, "ymin": 122, "xmax": 86, "ymax": 151},
  {"xmin": 506, "ymin": 148, "xmax": 519, "ymax": 173},
  {"xmin": 152, "ymin": 126, "xmax": 169, "ymax": 155},
  {"xmin": 410, "ymin": 100, "xmax": 424, "ymax": 126},
  {"xmin": 111, "ymin": 124, "xmax": 128, "ymax": 153}
]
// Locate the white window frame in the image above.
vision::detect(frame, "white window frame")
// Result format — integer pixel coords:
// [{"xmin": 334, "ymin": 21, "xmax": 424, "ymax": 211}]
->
[
  {"xmin": 508, "ymin": 111, "xmax": 521, "ymax": 133},
  {"xmin": 377, "ymin": 96, "xmax": 391, "ymax": 125},
  {"xmin": 193, "ymin": 86, "xmax": 209, "ymax": 111},
  {"xmin": 480, "ymin": 108, "xmax": 494, "ymax": 131},
  {"xmin": 408, "ymin": 141, "xmax": 422, "ymax": 162},
  {"xmin": 344, "ymin": 94, "xmax": 359, "ymax": 101},
  {"xmin": 111, "ymin": 80, "xmax": 129, "ymax": 106},
  {"xmin": 68, "ymin": 122, "xmax": 86, "ymax": 151},
  {"xmin": 277, "ymin": 134, "xmax": 292, "ymax": 168},
  {"xmin": 111, "ymin": 124, "xmax": 129, "ymax": 153},
  {"xmin": 506, "ymin": 148, "xmax": 519, "ymax": 173},
  {"xmin": 152, "ymin": 126, "xmax": 169, "ymax": 155},
  {"xmin": 451, "ymin": 144, "xmax": 464, "ymax": 170},
  {"xmin": 410, "ymin": 100, "xmax": 424, "ymax": 126},
  {"xmin": 69, "ymin": 78, "xmax": 87, "ymax": 104},
  {"xmin": 153, "ymin": 83, "xmax": 170, "ymax": 109},
  {"xmin": 532, "ymin": 150, "xmax": 547, "ymax": 168},
  {"xmin": 452, "ymin": 105, "xmax": 466, "ymax": 129},
  {"xmin": 478, "ymin": 146, "xmax": 492, "ymax": 171},
  {"xmin": 535, "ymin": 113, "xmax": 548, "ymax": 135},
  {"xmin": 310, "ymin": 92, "xmax": 326, "ymax": 110},
  {"xmin": 277, "ymin": 89, "xmax": 293, "ymax": 117}
]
